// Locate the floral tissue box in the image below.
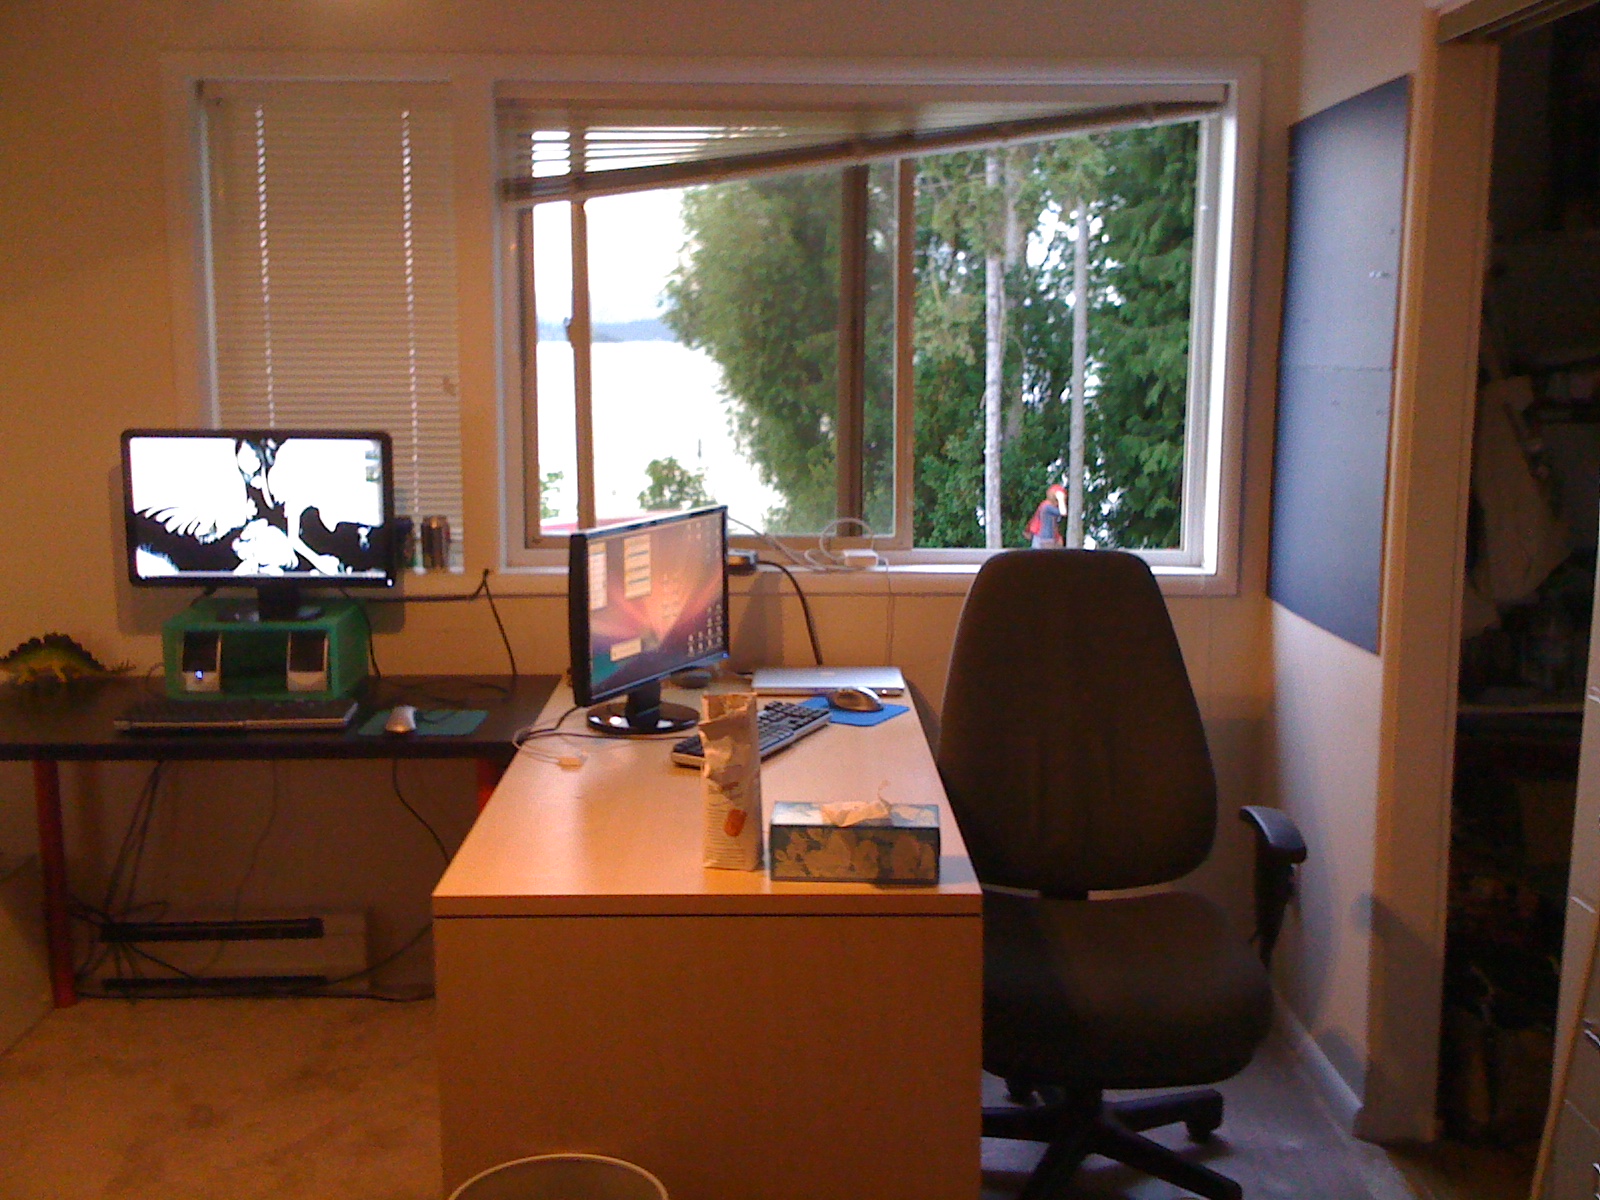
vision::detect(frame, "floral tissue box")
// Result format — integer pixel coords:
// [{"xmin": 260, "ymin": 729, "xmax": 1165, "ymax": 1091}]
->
[{"xmin": 768, "ymin": 801, "xmax": 940, "ymax": 884}]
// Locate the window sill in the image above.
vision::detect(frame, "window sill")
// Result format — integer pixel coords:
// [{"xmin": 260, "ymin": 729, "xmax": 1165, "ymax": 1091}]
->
[{"xmin": 489, "ymin": 558, "xmax": 1235, "ymax": 599}]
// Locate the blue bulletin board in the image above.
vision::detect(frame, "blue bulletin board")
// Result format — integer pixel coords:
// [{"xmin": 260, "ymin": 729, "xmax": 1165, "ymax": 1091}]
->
[{"xmin": 1269, "ymin": 76, "xmax": 1411, "ymax": 654}]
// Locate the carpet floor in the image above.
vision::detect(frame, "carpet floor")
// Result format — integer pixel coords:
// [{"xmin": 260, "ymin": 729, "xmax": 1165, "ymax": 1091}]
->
[{"xmin": 0, "ymin": 997, "xmax": 1513, "ymax": 1199}]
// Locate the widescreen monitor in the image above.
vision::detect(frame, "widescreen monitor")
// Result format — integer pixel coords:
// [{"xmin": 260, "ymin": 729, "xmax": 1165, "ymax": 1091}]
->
[
  {"xmin": 568, "ymin": 505, "xmax": 729, "ymax": 734},
  {"xmin": 122, "ymin": 429, "xmax": 396, "ymax": 620}
]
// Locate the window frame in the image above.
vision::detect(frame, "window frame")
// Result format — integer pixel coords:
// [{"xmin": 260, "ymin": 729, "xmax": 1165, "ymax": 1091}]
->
[
  {"xmin": 495, "ymin": 60, "xmax": 1260, "ymax": 594},
  {"xmin": 161, "ymin": 57, "xmax": 1259, "ymax": 599}
]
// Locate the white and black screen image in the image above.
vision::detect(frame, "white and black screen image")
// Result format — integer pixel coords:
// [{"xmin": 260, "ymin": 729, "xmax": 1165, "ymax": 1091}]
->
[{"xmin": 126, "ymin": 434, "xmax": 389, "ymax": 581}]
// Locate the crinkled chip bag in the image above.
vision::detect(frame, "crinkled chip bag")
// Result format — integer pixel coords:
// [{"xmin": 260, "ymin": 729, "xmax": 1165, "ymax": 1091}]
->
[{"xmin": 701, "ymin": 692, "xmax": 763, "ymax": 870}]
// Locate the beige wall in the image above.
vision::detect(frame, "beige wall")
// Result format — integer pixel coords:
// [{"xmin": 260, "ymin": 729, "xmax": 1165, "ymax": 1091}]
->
[
  {"xmin": 1268, "ymin": 0, "xmax": 1428, "ymax": 1133},
  {"xmin": 1271, "ymin": 0, "xmax": 1497, "ymax": 1144},
  {"xmin": 1299, "ymin": 0, "xmax": 1426, "ymax": 115},
  {"xmin": 0, "ymin": 1, "xmax": 1298, "ymax": 986}
]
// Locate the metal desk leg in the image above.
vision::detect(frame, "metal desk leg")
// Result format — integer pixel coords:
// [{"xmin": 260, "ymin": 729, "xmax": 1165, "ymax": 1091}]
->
[
  {"xmin": 475, "ymin": 759, "xmax": 502, "ymax": 814},
  {"xmin": 33, "ymin": 759, "xmax": 75, "ymax": 1007}
]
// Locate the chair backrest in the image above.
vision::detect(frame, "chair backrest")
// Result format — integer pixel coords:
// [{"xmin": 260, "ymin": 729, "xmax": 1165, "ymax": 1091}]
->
[
  {"xmin": 938, "ymin": 550, "xmax": 1215, "ymax": 895},
  {"xmin": 446, "ymin": 1154, "xmax": 669, "ymax": 1200}
]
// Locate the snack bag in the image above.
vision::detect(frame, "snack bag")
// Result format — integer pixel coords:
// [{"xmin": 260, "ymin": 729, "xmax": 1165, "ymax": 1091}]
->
[{"xmin": 701, "ymin": 692, "xmax": 763, "ymax": 870}]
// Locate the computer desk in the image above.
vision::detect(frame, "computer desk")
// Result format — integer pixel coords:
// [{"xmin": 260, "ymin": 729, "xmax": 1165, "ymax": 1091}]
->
[
  {"xmin": 433, "ymin": 687, "xmax": 984, "ymax": 1200},
  {"xmin": 0, "ymin": 674, "xmax": 559, "ymax": 1007}
]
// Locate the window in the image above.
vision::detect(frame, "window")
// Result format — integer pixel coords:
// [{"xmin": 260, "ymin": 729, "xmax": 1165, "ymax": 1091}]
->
[
  {"xmin": 203, "ymin": 82, "xmax": 464, "ymax": 569},
  {"xmin": 498, "ymin": 74, "xmax": 1247, "ymax": 575}
]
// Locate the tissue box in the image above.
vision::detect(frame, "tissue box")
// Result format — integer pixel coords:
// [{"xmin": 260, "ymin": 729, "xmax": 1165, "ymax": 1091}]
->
[{"xmin": 768, "ymin": 802, "xmax": 940, "ymax": 883}]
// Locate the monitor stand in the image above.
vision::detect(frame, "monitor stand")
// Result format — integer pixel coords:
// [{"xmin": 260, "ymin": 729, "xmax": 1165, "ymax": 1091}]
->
[
  {"xmin": 216, "ymin": 583, "xmax": 323, "ymax": 623},
  {"xmin": 585, "ymin": 681, "xmax": 698, "ymax": 735}
]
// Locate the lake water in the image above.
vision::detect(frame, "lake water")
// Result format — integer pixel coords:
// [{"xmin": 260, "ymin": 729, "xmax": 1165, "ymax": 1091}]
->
[{"xmin": 536, "ymin": 339, "xmax": 784, "ymax": 531}]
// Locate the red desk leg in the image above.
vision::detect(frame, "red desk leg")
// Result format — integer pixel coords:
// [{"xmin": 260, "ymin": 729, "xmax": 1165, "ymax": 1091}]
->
[
  {"xmin": 475, "ymin": 759, "xmax": 503, "ymax": 814},
  {"xmin": 33, "ymin": 759, "xmax": 76, "ymax": 1007}
]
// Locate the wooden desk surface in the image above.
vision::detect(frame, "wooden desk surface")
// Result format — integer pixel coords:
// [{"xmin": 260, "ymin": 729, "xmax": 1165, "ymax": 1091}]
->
[
  {"xmin": 434, "ymin": 688, "xmax": 981, "ymax": 917},
  {"xmin": 432, "ymin": 686, "xmax": 984, "ymax": 1198}
]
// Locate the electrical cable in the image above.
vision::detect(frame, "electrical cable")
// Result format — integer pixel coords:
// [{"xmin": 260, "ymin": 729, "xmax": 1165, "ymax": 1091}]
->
[
  {"xmin": 390, "ymin": 759, "xmax": 450, "ymax": 864},
  {"xmin": 882, "ymin": 553, "xmax": 897, "ymax": 667},
  {"xmin": 342, "ymin": 595, "xmax": 382, "ymax": 680},
  {"xmin": 101, "ymin": 763, "xmax": 164, "ymax": 924},
  {"xmin": 194, "ymin": 761, "xmax": 282, "ymax": 977},
  {"xmin": 479, "ymin": 572, "xmax": 518, "ymax": 682},
  {"xmin": 756, "ymin": 560, "xmax": 825, "ymax": 666},
  {"xmin": 348, "ymin": 568, "xmax": 518, "ymax": 684},
  {"xmin": 72, "ymin": 761, "xmax": 168, "ymax": 985},
  {"xmin": 806, "ymin": 517, "xmax": 881, "ymax": 571},
  {"xmin": 726, "ymin": 514, "xmax": 809, "ymax": 567},
  {"xmin": 65, "ymin": 756, "xmax": 445, "ymax": 1003},
  {"xmin": 510, "ymin": 704, "xmax": 582, "ymax": 748}
]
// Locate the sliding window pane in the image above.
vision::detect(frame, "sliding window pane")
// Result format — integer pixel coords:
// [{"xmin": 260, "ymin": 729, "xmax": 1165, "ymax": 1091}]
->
[
  {"xmin": 910, "ymin": 123, "xmax": 1199, "ymax": 550},
  {"xmin": 649, "ymin": 171, "xmax": 842, "ymax": 535},
  {"xmin": 532, "ymin": 202, "xmax": 578, "ymax": 534},
  {"xmin": 862, "ymin": 161, "xmax": 897, "ymax": 537},
  {"xmin": 583, "ymin": 186, "xmax": 784, "ymax": 530}
]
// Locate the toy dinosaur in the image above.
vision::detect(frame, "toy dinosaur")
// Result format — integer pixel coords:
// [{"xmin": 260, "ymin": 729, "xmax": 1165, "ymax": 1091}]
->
[{"xmin": 0, "ymin": 634, "xmax": 131, "ymax": 687}]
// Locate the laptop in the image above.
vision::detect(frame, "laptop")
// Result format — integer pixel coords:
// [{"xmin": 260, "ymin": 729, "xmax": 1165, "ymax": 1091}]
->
[{"xmin": 750, "ymin": 665, "xmax": 906, "ymax": 697}]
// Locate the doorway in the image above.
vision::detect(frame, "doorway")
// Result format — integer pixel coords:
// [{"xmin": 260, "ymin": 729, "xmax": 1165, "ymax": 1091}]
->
[{"xmin": 1439, "ymin": 6, "xmax": 1600, "ymax": 1184}]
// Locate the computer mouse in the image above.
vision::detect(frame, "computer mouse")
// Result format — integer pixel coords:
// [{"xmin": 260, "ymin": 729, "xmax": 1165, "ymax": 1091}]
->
[
  {"xmin": 384, "ymin": 704, "xmax": 418, "ymax": 734},
  {"xmin": 828, "ymin": 686, "xmax": 883, "ymax": 713}
]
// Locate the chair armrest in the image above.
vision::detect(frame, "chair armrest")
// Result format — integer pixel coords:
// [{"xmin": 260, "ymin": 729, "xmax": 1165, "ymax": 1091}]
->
[{"xmin": 1239, "ymin": 806, "xmax": 1307, "ymax": 967}]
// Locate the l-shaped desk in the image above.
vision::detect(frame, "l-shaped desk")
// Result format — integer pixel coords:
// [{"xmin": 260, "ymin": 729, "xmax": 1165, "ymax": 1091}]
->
[
  {"xmin": 0, "ymin": 674, "xmax": 559, "ymax": 1007},
  {"xmin": 432, "ymin": 687, "xmax": 984, "ymax": 1200}
]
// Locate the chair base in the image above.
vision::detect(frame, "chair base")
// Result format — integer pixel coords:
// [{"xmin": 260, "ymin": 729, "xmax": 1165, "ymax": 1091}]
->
[{"xmin": 984, "ymin": 1085, "xmax": 1241, "ymax": 1200}]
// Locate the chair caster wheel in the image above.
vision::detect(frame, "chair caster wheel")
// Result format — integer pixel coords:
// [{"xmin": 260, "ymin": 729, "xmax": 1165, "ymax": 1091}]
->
[{"xmin": 1186, "ymin": 1117, "xmax": 1221, "ymax": 1142}]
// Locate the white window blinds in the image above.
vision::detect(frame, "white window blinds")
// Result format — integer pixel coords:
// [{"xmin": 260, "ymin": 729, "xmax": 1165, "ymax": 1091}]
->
[
  {"xmin": 204, "ymin": 82, "xmax": 462, "ymax": 560},
  {"xmin": 495, "ymin": 86, "xmax": 1226, "ymax": 203}
]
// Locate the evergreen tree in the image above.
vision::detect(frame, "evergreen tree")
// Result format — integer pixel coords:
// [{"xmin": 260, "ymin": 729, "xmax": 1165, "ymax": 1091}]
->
[
  {"xmin": 659, "ymin": 124, "xmax": 1197, "ymax": 549},
  {"xmin": 1083, "ymin": 123, "xmax": 1197, "ymax": 549}
]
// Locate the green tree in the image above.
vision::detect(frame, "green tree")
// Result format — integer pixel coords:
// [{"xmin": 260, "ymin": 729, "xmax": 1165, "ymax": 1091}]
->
[
  {"xmin": 662, "ymin": 168, "xmax": 896, "ymax": 533},
  {"xmin": 911, "ymin": 148, "xmax": 1078, "ymax": 548},
  {"xmin": 661, "ymin": 172, "xmax": 839, "ymax": 531},
  {"xmin": 638, "ymin": 457, "xmax": 714, "ymax": 511},
  {"xmin": 540, "ymin": 470, "xmax": 564, "ymax": 521},
  {"xmin": 1082, "ymin": 123, "xmax": 1197, "ymax": 549},
  {"xmin": 661, "ymin": 125, "xmax": 1196, "ymax": 550}
]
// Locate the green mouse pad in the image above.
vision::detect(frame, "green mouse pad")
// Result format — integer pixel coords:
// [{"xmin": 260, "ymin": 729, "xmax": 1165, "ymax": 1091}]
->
[{"xmin": 358, "ymin": 708, "xmax": 488, "ymax": 737}]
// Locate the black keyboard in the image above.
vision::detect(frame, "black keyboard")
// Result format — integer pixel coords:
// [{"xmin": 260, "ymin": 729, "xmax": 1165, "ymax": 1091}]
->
[
  {"xmin": 670, "ymin": 700, "xmax": 831, "ymax": 768},
  {"xmin": 115, "ymin": 696, "xmax": 360, "ymax": 734}
]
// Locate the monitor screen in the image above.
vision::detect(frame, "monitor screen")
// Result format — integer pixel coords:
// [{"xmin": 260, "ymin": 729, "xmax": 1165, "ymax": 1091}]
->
[
  {"xmin": 568, "ymin": 506, "xmax": 728, "ymax": 733},
  {"xmin": 122, "ymin": 430, "xmax": 395, "ymax": 592}
]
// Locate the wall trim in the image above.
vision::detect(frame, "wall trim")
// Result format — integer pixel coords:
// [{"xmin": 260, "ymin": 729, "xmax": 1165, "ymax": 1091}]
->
[{"xmin": 1274, "ymin": 995, "xmax": 1364, "ymax": 1132}]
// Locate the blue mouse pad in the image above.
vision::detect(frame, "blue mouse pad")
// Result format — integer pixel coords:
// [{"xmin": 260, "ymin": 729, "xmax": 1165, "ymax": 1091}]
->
[
  {"xmin": 358, "ymin": 708, "xmax": 488, "ymax": 737},
  {"xmin": 799, "ymin": 694, "xmax": 908, "ymax": 728}
]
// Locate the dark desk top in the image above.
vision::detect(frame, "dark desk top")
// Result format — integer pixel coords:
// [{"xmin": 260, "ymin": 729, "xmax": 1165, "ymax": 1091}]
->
[{"xmin": 0, "ymin": 674, "xmax": 560, "ymax": 763}]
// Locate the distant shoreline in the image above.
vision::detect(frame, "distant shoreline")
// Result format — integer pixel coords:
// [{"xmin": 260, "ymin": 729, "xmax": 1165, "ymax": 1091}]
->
[{"xmin": 537, "ymin": 318, "xmax": 675, "ymax": 343}]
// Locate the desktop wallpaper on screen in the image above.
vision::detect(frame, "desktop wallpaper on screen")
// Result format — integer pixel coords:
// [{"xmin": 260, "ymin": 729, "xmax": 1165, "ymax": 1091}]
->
[
  {"xmin": 585, "ymin": 513, "xmax": 725, "ymax": 696},
  {"xmin": 126, "ymin": 434, "xmax": 389, "ymax": 582}
]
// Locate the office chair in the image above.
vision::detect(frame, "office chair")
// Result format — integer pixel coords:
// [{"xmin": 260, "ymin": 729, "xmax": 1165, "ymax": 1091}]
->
[{"xmin": 938, "ymin": 549, "xmax": 1306, "ymax": 1200}]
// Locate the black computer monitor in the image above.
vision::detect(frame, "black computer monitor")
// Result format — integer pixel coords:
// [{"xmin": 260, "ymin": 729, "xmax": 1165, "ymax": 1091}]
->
[
  {"xmin": 568, "ymin": 505, "xmax": 729, "ymax": 735},
  {"xmin": 121, "ymin": 429, "xmax": 397, "ymax": 620}
]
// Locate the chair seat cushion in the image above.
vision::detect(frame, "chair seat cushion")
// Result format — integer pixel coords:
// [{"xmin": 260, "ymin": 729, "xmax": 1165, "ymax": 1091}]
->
[{"xmin": 982, "ymin": 887, "xmax": 1273, "ymax": 1091}]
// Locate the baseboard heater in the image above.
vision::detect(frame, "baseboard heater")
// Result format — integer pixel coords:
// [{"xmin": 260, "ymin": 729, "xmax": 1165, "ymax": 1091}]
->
[{"xmin": 91, "ymin": 911, "xmax": 368, "ymax": 995}]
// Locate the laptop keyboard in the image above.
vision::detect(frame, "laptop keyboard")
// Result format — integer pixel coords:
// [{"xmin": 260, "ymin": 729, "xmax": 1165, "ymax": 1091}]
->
[
  {"xmin": 670, "ymin": 700, "xmax": 831, "ymax": 768},
  {"xmin": 115, "ymin": 696, "xmax": 360, "ymax": 734}
]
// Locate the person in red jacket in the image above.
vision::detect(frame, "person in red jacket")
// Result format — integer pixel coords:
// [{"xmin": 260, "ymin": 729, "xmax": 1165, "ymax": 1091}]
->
[{"xmin": 1027, "ymin": 483, "xmax": 1069, "ymax": 548}]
